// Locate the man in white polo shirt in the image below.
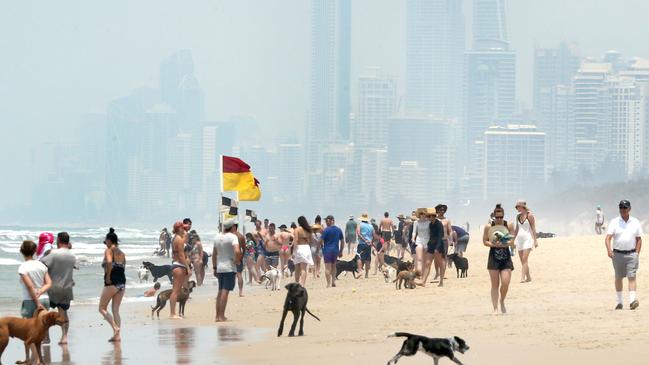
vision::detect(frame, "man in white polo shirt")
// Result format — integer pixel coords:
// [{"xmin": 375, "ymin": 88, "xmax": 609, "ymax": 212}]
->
[
  {"xmin": 212, "ymin": 219, "xmax": 242, "ymax": 322},
  {"xmin": 605, "ymin": 200, "xmax": 643, "ymax": 310}
]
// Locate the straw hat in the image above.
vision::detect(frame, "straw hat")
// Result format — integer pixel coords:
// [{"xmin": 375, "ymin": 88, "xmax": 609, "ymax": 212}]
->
[{"xmin": 359, "ymin": 213, "xmax": 370, "ymax": 222}]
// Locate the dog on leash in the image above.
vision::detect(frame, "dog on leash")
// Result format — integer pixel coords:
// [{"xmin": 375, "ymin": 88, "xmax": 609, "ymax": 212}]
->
[
  {"xmin": 138, "ymin": 265, "xmax": 150, "ymax": 283},
  {"xmin": 447, "ymin": 253, "xmax": 469, "ymax": 278},
  {"xmin": 277, "ymin": 283, "xmax": 320, "ymax": 337},
  {"xmin": 386, "ymin": 332, "xmax": 470, "ymax": 365},
  {"xmin": 335, "ymin": 256, "xmax": 360, "ymax": 279},
  {"xmin": 261, "ymin": 266, "xmax": 281, "ymax": 290},
  {"xmin": 0, "ymin": 308, "xmax": 66, "ymax": 365},
  {"xmin": 150, "ymin": 280, "xmax": 196, "ymax": 318},
  {"xmin": 142, "ymin": 261, "xmax": 173, "ymax": 282},
  {"xmin": 395, "ymin": 269, "xmax": 420, "ymax": 290},
  {"xmin": 382, "ymin": 266, "xmax": 397, "ymax": 283}
]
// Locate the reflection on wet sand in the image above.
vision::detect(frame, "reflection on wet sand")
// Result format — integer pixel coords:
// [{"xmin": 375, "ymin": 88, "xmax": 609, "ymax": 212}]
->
[
  {"xmin": 101, "ymin": 342, "xmax": 122, "ymax": 365},
  {"xmin": 218, "ymin": 327, "xmax": 244, "ymax": 342},
  {"xmin": 158, "ymin": 327, "xmax": 196, "ymax": 364}
]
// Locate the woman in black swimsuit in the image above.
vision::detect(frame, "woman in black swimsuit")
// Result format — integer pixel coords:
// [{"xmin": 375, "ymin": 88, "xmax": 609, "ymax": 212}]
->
[
  {"xmin": 99, "ymin": 228, "xmax": 126, "ymax": 342},
  {"xmin": 482, "ymin": 204, "xmax": 514, "ymax": 315}
]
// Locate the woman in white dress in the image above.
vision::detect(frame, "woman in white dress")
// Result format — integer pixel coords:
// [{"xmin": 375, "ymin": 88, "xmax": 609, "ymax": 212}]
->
[
  {"xmin": 292, "ymin": 216, "xmax": 314, "ymax": 286},
  {"xmin": 512, "ymin": 200, "xmax": 538, "ymax": 283}
]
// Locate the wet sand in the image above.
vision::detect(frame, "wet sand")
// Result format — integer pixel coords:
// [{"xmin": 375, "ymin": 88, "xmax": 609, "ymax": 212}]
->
[
  {"xmin": 3, "ymin": 234, "xmax": 649, "ymax": 364},
  {"xmin": 1, "ymin": 289, "xmax": 264, "ymax": 365}
]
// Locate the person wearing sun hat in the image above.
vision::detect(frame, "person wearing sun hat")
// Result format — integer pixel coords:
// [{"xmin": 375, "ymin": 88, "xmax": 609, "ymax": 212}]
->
[
  {"xmin": 605, "ymin": 200, "xmax": 643, "ymax": 310},
  {"xmin": 356, "ymin": 213, "xmax": 374, "ymax": 278},
  {"xmin": 411, "ymin": 208, "xmax": 431, "ymax": 275}
]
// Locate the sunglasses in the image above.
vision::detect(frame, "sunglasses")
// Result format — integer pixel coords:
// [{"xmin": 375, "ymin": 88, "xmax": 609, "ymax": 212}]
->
[
  {"xmin": 619, "ymin": 207, "xmax": 629, "ymax": 210},
  {"xmin": 494, "ymin": 216, "xmax": 504, "ymax": 219}
]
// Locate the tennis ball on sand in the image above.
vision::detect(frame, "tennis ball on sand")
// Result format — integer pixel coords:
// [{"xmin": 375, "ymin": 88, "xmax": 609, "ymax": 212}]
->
[{"xmin": 352, "ymin": 288, "xmax": 357, "ymax": 293}]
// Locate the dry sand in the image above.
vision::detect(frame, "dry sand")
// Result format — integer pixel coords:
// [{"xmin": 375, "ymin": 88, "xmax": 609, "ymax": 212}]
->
[{"xmin": 179, "ymin": 234, "xmax": 649, "ymax": 365}]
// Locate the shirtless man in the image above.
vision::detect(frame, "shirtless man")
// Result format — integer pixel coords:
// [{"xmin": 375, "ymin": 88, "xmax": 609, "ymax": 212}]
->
[
  {"xmin": 379, "ymin": 212, "xmax": 394, "ymax": 256},
  {"xmin": 170, "ymin": 220, "xmax": 192, "ymax": 319},
  {"xmin": 276, "ymin": 224, "xmax": 293, "ymax": 276},
  {"xmin": 263, "ymin": 223, "xmax": 282, "ymax": 269},
  {"xmin": 433, "ymin": 204, "xmax": 453, "ymax": 284}
]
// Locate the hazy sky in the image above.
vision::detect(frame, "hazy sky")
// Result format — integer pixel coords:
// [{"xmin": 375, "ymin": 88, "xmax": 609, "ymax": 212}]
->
[{"xmin": 2, "ymin": 0, "xmax": 649, "ymax": 206}]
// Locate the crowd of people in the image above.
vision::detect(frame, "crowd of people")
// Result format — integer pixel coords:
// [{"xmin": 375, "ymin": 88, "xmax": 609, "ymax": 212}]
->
[{"xmin": 9, "ymin": 198, "xmax": 642, "ymax": 361}]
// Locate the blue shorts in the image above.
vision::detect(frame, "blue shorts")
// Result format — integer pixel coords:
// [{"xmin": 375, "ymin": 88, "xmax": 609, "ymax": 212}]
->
[
  {"xmin": 21, "ymin": 298, "xmax": 50, "ymax": 318},
  {"xmin": 357, "ymin": 244, "xmax": 371, "ymax": 263},
  {"xmin": 323, "ymin": 250, "xmax": 338, "ymax": 264},
  {"xmin": 216, "ymin": 272, "xmax": 236, "ymax": 291}
]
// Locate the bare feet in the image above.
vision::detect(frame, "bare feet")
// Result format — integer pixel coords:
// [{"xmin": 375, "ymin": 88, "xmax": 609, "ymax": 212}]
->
[
  {"xmin": 17, "ymin": 359, "xmax": 30, "ymax": 364},
  {"xmin": 491, "ymin": 309, "xmax": 499, "ymax": 316},
  {"xmin": 169, "ymin": 315, "xmax": 183, "ymax": 320},
  {"xmin": 500, "ymin": 301, "xmax": 507, "ymax": 314},
  {"xmin": 58, "ymin": 337, "xmax": 68, "ymax": 345},
  {"xmin": 437, "ymin": 282, "xmax": 444, "ymax": 287},
  {"xmin": 108, "ymin": 329, "xmax": 121, "ymax": 342},
  {"xmin": 239, "ymin": 293, "xmax": 244, "ymax": 297},
  {"xmin": 215, "ymin": 317, "xmax": 229, "ymax": 322}
]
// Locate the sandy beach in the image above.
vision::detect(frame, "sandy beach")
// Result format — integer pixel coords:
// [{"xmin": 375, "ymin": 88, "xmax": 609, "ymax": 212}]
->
[
  {"xmin": 3, "ymin": 234, "xmax": 649, "ymax": 364},
  {"xmin": 208, "ymin": 234, "xmax": 649, "ymax": 365}
]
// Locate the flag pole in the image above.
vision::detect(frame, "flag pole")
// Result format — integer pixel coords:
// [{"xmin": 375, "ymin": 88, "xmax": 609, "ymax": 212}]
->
[{"xmin": 219, "ymin": 154, "xmax": 224, "ymax": 231}]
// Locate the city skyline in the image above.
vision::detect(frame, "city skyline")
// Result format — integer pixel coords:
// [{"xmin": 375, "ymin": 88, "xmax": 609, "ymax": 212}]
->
[{"xmin": 2, "ymin": 1, "xmax": 649, "ymax": 224}]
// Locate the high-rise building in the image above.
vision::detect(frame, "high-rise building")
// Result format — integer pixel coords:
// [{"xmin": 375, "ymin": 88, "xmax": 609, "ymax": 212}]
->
[
  {"xmin": 533, "ymin": 43, "xmax": 581, "ymax": 114},
  {"xmin": 573, "ymin": 62, "xmax": 611, "ymax": 172},
  {"xmin": 307, "ymin": 0, "xmax": 352, "ymax": 199},
  {"xmin": 388, "ymin": 115, "xmax": 457, "ymax": 202},
  {"xmin": 277, "ymin": 143, "xmax": 305, "ymax": 203},
  {"xmin": 483, "ymin": 125, "xmax": 546, "ymax": 199},
  {"xmin": 464, "ymin": 50, "xmax": 516, "ymax": 144},
  {"xmin": 472, "ymin": 0, "xmax": 508, "ymax": 50},
  {"xmin": 465, "ymin": 0, "xmax": 515, "ymax": 147},
  {"xmin": 604, "ymin": 76, "xmax": 647, "ymax": 178},
  {"xmin": 405, "ymin": 0, "xmax": 464, "ymax": 117},
  {"xmin": 354, "ymin": 67, "xmax": 397, "ymax": 148},
  {"xmin": 337, "ymin": 0, "xmax": 352, "ymax": 140},
  {"xmin": 533, "ymin": 43, "xmax": 580, "ymax": 175},
  {"xmin": 160, "ymin": 50, "xmax": 203, "ymax": 127},
  {"xmin": 546, "ymin": 85, "xmax": 576, "ymax": 173}
]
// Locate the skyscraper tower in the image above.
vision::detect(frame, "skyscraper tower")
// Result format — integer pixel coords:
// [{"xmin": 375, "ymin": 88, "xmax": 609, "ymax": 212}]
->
[
  {"xmin": 405, "ymin": 0, "xmax": 465, "ymax": 117},
  {"xmin": 307, "ymin": 0, "xmax": 352, "ymax": 200},
  {"xmin": 472, "ymin": 0, "xmax": 508, "ymax": 50},
  {"xmin": 463, "ymin": 0, "xmax": 516, "ymax": 201}
]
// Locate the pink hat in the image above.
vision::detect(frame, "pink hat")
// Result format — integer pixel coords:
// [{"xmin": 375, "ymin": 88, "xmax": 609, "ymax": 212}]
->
[{"xmin": 37, "ymin": 232, "xmax": 54, "ymax": 256}]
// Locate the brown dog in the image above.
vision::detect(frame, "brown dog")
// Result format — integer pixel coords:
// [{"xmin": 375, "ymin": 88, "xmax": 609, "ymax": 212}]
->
[
  {"xmin": 394, "ymin": 270, "xmax": 421, "ymax": 290},
  {"xmin": 151, "ymin": 280, "xmax": 196, "ymax": 318},
  {"xmin": 0, "ymin": 308, "xmax": 66, "ymax": 365}
]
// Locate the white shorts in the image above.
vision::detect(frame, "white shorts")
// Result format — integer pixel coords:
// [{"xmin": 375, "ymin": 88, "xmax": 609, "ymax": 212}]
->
[
  {"xmin": 293, "ymin": 245, "xmax": 314, "ymax": 265},
  {"xmin": 515, "ymin": 236, "xmax": 534, "ymax": 251}
]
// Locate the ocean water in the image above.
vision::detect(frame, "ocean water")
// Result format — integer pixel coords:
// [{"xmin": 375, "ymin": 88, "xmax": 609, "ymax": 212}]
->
[{"xmin": 0, "ymin": 226, "xmax": 215, "ymax": 315}]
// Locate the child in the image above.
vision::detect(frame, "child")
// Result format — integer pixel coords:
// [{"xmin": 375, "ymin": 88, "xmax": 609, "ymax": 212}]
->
[{"xmin": 143, "ymin": 282, "xmax": 161, "ymax": 297}]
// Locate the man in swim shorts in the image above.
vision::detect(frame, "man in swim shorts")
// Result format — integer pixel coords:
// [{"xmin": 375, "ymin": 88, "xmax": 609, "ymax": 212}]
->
[{"xmin": 320, "ymin": 215, "xmax": 344, "ymax": 288}]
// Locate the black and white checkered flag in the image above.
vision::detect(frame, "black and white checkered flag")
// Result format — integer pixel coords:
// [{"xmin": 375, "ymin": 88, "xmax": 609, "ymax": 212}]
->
[
  {"xmin": 245, "ymin": 209, "xmax": 257, "ymax": 223},
  {"xmin": 221, "ymin": 196, "xmax": 238, "ymax": 216}
]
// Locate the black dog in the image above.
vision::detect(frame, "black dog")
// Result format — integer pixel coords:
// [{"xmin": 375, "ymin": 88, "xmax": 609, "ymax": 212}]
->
[
  {"xmin": 447, "ymin": 254, "xmax": 468, "ymax": 278},
  {"xmin": 277, "ymin": 283, "xmax": 320, "ymax": 337},
  {"xmin": 384, "ymin": 254, "xmax": 402, "ymax": 267},
  {"xmin": 387, "ymin": 332, "xmax": 470, "ymax": 365},
  {"xmin": 142, "ymin": 261, "xmax": 173, "ymax": 282},
  {"xmin": 335, "ymin": 256, "xmax": 360, "ymax": 279},
  {"xmin": 151, "ymin": 281, "xmax": 196, "ymax": 318}
]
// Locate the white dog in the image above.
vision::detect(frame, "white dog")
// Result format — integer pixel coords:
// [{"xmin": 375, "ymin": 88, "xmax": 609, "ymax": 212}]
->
[
  {"xmin": 382, "ymin": 266, "xmax": 397, "ymax": 283},
  {"xmin": 261, "ymin": 266, "xmax": 281, "ymax": 291},
  {"xmin": 138, "ymin": 266, "xmax": 150, "ymax": 283}
]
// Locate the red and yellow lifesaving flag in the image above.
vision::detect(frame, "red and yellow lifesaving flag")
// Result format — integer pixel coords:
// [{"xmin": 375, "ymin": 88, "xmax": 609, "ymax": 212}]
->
[{"xmin": 222, "ymin": 156, "xmax": 261, "ymax": 201}]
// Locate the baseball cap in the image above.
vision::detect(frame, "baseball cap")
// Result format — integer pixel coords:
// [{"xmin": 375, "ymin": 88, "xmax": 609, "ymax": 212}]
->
[
  {"xmin": 325, "ymin": 215, "xmax": 334, "ymax": 220},
  {"xmin": 619, "ymin": 200, "xmax": 631, "ymax": 209},
  {"xmin": 223, "ymin": 219, "xmax": 238, "ymax": 229},
  {"xmin": 278, "ymin": 224, "xmax": 288, "ymax": 230}
]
